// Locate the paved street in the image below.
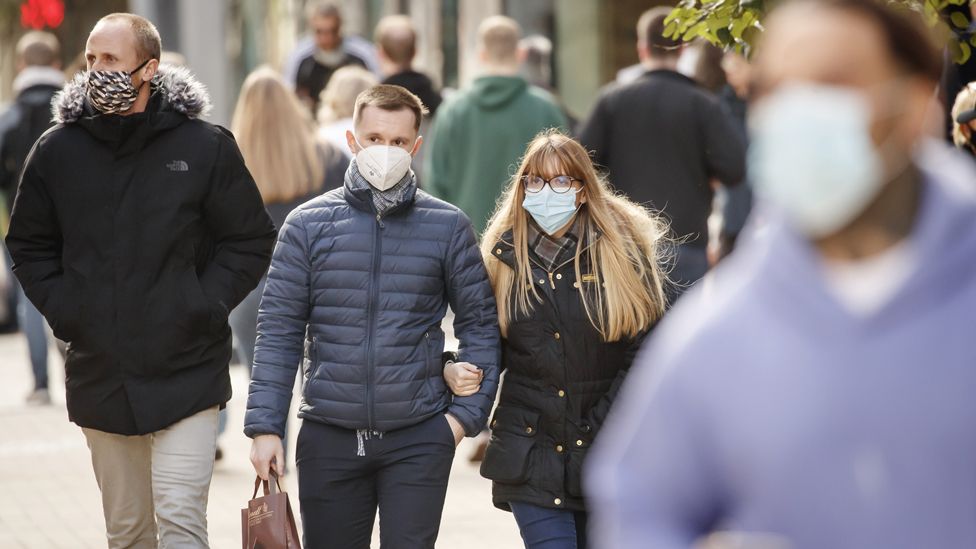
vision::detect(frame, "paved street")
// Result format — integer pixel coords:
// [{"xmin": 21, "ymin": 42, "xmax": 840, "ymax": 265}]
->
[{"xmin": 0, "ymin": 332, "xmax": 523, "ymax": 548}]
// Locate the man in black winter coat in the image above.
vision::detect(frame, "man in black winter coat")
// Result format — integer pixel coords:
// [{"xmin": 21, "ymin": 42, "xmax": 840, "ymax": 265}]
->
[
  {"xmin": 5, "ymin": 13, "xmax": 275, "ymax": 548},
  {"xmin": 580, "ymin": 7, "xmax": 746, "ymax": 299},
  {"xmin": 0, "ymin": 30, "xmax": 64, "ymax": 406}
]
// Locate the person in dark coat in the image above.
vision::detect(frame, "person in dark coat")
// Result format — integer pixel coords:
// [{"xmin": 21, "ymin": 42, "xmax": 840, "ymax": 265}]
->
[
  {"xmin": 245, "ymin": 84, "xmax": 500, "ymax": 548},
  {"xmin": 579, "ymin": 7, "xmax": 745, "ymax": 300},
  {"xmin": 445, "ymin": 131, "xmax": 669, "ymax": 548},
  {"xmin": 375, "ymin": 14, "xmax": 442, "ymax": 116},
  {"xmin": 294, "ymin": 1, "xmax": 367, "ymax": 116},
  {"xmin": 4, "ymin": 14, "xmax": 275, "ymax": 547},
  {"xmin": 0, "ymin": 30, "xmax": 64, "ymax": 406}
]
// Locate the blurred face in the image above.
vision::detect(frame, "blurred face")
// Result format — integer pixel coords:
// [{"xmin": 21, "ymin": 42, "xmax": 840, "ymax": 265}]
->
[
  {"xmin": 85, "ymin": 20, "xmax": 156, "ymax": 81},
  {"xmin": 346, "ymin": 105, "xmax": 422, "ymax": 156},
  {"xmin": 721, "ymin": 52, "xmax": 752, "ymax": 99},
  {"xmin": 752, "ymin": 6, "xmax": 932, "ymax": 162},
  {"xmin": 311, "ymin": 15, "xmax": 342, "ymax": 52}
]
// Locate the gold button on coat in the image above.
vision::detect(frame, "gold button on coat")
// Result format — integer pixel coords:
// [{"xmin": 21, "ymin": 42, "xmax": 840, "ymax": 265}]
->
[
  {"xmin": 557, "ymin": 390, "xmax": 566, "ymax": 397},
  {"xmin": 554, "ymin": 332, "xmax": 561, "ymax": 340},
  {"xmin": 525, "ymin": 426, "xmax": 534, "ymax": 434},
  {"xmin": 554, "ymin": 498, "xmax": 562, "ymax": 506},
  {"xmin": 555, "ymin": 273, "xmax": 562, "ymax": 279},
  {"xmin": 576, "ymin": 439, "xmax": 583, "ymax": 447},
  {"xmin": 556, "ymin": 445, "xmax": 564, "ymax": 453}
]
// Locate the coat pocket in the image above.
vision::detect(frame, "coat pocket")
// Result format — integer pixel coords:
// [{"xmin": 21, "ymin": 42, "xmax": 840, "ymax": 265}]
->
[
  {"xmin": 566, "ymin": 448, "xmax": 587, "ymax": 497},
  {"xmin": 480, "ymin": 406, "xmax": 540, "ymax": 485},
  {"xmin": 51, "ymin": 271, "xmax": 84, "ymax": 342}
]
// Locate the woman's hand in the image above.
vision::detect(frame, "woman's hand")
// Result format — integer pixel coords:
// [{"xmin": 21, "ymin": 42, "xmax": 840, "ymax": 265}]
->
[{"xmin": 444, "ymin": 361, "xmax": 483, "ymax": 396}]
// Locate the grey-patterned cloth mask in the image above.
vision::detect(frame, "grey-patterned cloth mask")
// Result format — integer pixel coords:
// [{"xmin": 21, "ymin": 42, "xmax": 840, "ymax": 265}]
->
[{"xmin": 85, "ymin": 59, "xmax": 150, "ymax": 114}]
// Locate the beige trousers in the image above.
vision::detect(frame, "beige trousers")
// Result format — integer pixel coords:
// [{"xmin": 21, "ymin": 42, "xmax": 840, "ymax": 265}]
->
[{"xmin": 82, "ymin": 406, "xmax": 219, "ymax": 549}]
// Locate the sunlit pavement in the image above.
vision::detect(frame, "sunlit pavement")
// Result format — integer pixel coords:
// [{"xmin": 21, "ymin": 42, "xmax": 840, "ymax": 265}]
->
[{"xmin": 0, "ymin": 329, "xmax": 523, "ymax": 548}]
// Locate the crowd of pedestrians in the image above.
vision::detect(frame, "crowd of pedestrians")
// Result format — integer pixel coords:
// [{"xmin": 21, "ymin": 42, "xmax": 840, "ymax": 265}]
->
[{"xmin": 2, "ymin": 0, "xmax": 976, "ymax": 548}]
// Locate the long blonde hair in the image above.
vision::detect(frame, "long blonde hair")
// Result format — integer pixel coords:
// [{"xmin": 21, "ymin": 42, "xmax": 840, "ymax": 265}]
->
[
  {"xmin": 231, "ymin": 66, "xmax": 325, "ymax": 204},
  {"xmin": 481, "ymin": 131, "xmax": 670, "ymax": 341}
]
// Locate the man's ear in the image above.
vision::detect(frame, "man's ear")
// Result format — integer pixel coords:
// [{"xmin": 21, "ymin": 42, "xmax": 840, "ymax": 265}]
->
[
  {"xmin": 346, "ymin": 130, "xmax": 360, "ymax": 155},
  {"xmin": 142, "ymin": 58, "xmax": 159, "ymax": 81},
  {"xmin": 410, "ymin": 135, "xmax": 424, "ymax": 157},
  {"xmin": 636, "ymin": 41, "xmax": 649, "ymax": 64}
]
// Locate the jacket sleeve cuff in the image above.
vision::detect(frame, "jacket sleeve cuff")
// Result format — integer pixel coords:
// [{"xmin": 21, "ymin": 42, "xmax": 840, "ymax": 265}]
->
[{"xmin": 446, "ymin": 403, "xmax": 483, "ymax": 438}]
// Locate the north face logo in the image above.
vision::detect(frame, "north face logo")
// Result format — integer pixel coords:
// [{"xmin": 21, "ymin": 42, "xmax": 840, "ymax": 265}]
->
[{"xmin": 167, "ymin": 160, "xmax": 189, "ymax": 172}]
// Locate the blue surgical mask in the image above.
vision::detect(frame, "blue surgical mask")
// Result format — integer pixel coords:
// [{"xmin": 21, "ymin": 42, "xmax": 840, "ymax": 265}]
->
[
  {"xmin": 522, "ymin": 187, "xmax": 580, "ymax": 235},
  {"xmin": 748, "ymin": 84, "xmax": 884, "ymax": 238}
]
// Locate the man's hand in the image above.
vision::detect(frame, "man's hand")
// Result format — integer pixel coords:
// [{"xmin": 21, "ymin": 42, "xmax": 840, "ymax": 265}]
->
[
  {"xmin": 250, "ymin": 434, "xmax": 285, "ymax": 480},
  {"xmin": 445, "ymin": 413, "xmax": 466, "ymax": 446},
  {"xmin": 444, "ymin": 361, "xmax": 483, "ymax": 396}
]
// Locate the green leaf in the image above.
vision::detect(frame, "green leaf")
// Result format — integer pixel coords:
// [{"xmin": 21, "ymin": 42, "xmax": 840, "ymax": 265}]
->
[
  {"xmin": 950, "ymin": 11, "xmax": 970, "ymax": 28},
  {"xmin": 970, "ymin": 34, "xmax": 976, "ymax": 48},
  {"xmin": 716, "ymin": 27, "xmax": 733, "ymax": 45},
  {"xmin": 664, "ymin": 20, "xmax": 679, "ymax": 38},
  {"xmin": 742, "ymin": 25, "xmax": 761, "ymax": 46}
]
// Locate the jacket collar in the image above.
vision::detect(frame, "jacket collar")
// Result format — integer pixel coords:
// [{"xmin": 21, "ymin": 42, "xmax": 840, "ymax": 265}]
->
[
  {"xmin": 342, "ymin": 168, "xmax": 418, "ymax": 217},
  {"xmin": 13, "ymin": 66, "xmax": 63, "ymax": 95},
  {"xmin": 52, "ymin": 64, "xmax": 211, "ymax": 125}
]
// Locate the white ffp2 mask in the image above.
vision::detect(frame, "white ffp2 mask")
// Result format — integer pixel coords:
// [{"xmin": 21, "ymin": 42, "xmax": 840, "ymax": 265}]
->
[{"xmin": 355, "ymin": 140, "xmax": 414, "ymax": 191}]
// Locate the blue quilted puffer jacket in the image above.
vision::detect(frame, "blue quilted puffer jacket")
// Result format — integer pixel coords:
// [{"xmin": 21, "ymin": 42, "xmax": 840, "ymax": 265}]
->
[{"xmin": 244, "ymin": 181, "xmax": 500, "ymax": 438}]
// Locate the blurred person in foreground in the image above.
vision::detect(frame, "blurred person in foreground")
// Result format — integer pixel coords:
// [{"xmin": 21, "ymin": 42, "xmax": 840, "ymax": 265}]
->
[
  {"xmin": 317, "ymin": 65, "xmax": 378, "ymax": 158},
  {"xmin": 5, "ymin": 13, "xmax": 275, "ymax": 547},
  {"xmin": 951, "ymin": 81, "xmax": 976, "ymax": 157},
  {"xmin": 245, "ymin": 85, "xmax": 500, "ymax": 548},
  {"xmin": 426, "ymin": 16, "xmax": 567, "ymax": 235},
  {"xmin": 0, "ymin": 31, "xmax": 63, "ymax": 406},
  {"xmin": 294, "ymin": 1, "xmax": 368, "ymax": 115},
  {"xmin": 587, "ymin": 1, "xmax": 976, "ymax": 548},
  {"xmin": 579, "ymin": 7, "xmax": 745, "ymax": 301},
  {"xmin": 444, "ymin": 131, "xmax": 669, "ymax": 548},
  {"xmin": 216, "ymin": 66, "xmax": 346, "ymax": 458}
]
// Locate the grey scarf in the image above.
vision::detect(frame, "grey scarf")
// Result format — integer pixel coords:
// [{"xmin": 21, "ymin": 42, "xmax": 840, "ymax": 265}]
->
[{"xmin": 344, "ymin": 158, "xmax": 416, "ymax": 215}]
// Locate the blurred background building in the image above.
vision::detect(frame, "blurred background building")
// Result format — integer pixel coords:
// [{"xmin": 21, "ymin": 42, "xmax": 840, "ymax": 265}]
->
[{"xmin": 0, "ymin": 0, "xmax": 671, "ymax": 126}]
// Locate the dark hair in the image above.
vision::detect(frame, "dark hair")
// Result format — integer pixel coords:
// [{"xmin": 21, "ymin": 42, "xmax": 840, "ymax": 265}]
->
[
  {"xmin": 353, "ymin": 84, "xmax": 429, "ymax": 131},
  {"xmin": 812, "ymin": 0, "xmax": 941, "ymax": 81},
  {"xmin": 637, "ymin": 7, "xmax": 682, "ymax": 56},
  {"xmin": 100, "ymin": 13, "xmax": 162, "ymax": 61}
]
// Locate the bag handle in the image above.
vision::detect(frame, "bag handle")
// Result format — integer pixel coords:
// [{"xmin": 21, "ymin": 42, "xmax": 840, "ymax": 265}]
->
[{"xmin": 250, "ymin": 463, "xmax": 284, "ymax": 498}]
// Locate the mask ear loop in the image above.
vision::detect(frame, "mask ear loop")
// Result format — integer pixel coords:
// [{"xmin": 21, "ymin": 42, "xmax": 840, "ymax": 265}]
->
[{"xmin": 129, "ymin": 58, "xmax": 152, "ymax": 91}]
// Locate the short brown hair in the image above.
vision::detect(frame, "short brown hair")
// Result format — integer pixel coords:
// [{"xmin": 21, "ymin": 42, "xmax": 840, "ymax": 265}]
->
[
  {"xmin": 637, "ymin": 7, "xmax": 681, "ymax": 56},
  {"xmin": 100, "ymin": 13, "xmax": 162, "ymax": 61},
  {"xmin": 353, "ymin": 84, "xmax": 428, "ymax": 131},
  {"xmin": 306, "ymin": 1, "xmax": 341, "ymax": 22},
  {"xmin": 815, "ymin": 0, "xmax": 941, "ymax": 82},
  {"xmin": 16, "ymin": 31, "xmax": 60, "ymax": 67},
  {"xmin": 478, "ymin": 16, "xmax": 521, "ymax": 65},
  {"xmin": 375, "ymin": 15, "xmax": 416, "ymax": 66}
]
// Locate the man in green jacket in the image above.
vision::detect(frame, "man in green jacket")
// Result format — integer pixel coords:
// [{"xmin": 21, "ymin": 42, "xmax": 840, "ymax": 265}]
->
[{"xmin": 426, "ymin": 15, "xmax": 567, "ymax": 235}]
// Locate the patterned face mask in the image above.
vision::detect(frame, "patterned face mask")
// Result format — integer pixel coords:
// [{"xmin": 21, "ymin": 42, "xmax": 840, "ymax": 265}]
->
[{"xmin": 86, "ymin": 59, "xmax": 150, "ymax": 114}]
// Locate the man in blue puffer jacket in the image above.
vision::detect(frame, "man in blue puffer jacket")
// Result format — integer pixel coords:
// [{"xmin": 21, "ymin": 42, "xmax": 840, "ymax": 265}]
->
[{"xmin": 244, "ymin": 84, "xmax": 500, "ymax": 548}]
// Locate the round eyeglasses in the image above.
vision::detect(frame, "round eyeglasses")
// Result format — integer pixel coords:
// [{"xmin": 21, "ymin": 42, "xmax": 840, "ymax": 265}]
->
[{"xmin": 521, "ymin": 175, "xmax": 582, "ymax": 194}]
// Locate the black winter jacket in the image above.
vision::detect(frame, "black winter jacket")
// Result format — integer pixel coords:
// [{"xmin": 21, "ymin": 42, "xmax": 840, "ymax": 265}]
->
[
  {"xmin": 5, "ymin": 67, "xmax": 276, "ymax": 435},
  {"xmin": 244, "ymin": 180, "xmax": 500, "ymax": 439},
  {"xmin": 579, "ymin": 69, "xmax": 746, "ymax": 247},
  {"xmin": 480, "ymin": 232, "xmax": 647, "ymax": 512}
]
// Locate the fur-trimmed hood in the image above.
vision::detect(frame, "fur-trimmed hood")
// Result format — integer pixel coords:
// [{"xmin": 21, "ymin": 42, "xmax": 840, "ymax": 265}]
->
[{"xmin": 52, "ymin": 64, "xmax": 212, "ymax": 124}]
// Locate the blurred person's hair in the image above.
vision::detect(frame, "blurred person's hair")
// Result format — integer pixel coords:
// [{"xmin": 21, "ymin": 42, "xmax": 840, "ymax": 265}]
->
[
  {"xmin": 519, "ymin": 35, "xmax": 552, "ymax": 89},
  {"xmin": 691, "ymin": 41, "xmax": 727, "ymax": 93},
  {"xmin": 951, "ymin": 82, "xmax": 976, "ymax": 147},
  {"xmin": 231, "ymin": 66, "xmax": 325, "ymax": 204},
  {"xmin": 317, "ymin": 65, "xmax": 378, "ymax": 124},
  {"xmin": 782, "ymin": 0, "xmax": 941, "ymax": 82},
  {"xmin": 478, "ymin": 16, "xmax": 521, "ymax": 66},
  {"xmin": 159, "ymin": 50, "xmax": 186, "ymax": 67},
  {"xmin": 306, "ymin": 1, "xmax": 341, "ymax": 23},
  {"xmin": 481, "ymin": 130, "xmax": 670, "ymax": 341},
  {"xmin": 638, "ymin": 7, "xmax": 681, "ymax": 57},
  {"xmin": 352, "ymin": 84, "xmax": 428, "ymax": 133},
  {"xmin": 98, "ymin": 13, "xmax": 162, "ymax": 61},
  {"xmin": 16, "ymin": 31, "xmax": 60, "ymax": 67},
  {"xmin": 375, "ymin": 15, "xmax": 416, "ymax": 67}
]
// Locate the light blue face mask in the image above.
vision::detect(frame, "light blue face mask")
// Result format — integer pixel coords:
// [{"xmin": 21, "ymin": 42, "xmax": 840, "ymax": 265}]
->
[
  {"xmin": 748, "ymin": 83, "xmax": 885, "ymax": 238},
  {"xmin": 522, "ymin": 187, "xmax": 580, "ymax": 235}
]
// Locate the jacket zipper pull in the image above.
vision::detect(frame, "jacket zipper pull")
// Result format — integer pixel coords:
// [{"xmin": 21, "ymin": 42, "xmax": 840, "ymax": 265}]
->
[
  {"xmin": 547, "ymin": 271, "xmax": 556, "ymax": 290},
  {"xmin": 376, "ymin": 213, "xmax": 385, "ymax": 229}
]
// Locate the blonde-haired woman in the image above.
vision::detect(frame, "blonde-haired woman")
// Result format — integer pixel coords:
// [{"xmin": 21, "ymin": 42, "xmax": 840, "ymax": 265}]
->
[
  {"xmin": 445, "ymin": 131, "xmax": 669, "ymax": 548},
  {"xmin": 316, "ymin": 65, "xmax": 378, "ymax": 156},
  {"xmin": 951, "ymin": 81, "xmax": 976, "ymax": 157},
  {"xmin": 228, "ymin": 66, "xmax": 344, "ymax": 372}
]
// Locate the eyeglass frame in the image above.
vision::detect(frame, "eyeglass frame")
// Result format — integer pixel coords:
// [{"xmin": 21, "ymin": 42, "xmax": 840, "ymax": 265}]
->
[{"xmin": 521, "ymin": 174, "xmax": 583, "ymax": 194}]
